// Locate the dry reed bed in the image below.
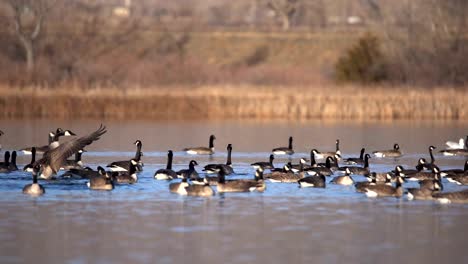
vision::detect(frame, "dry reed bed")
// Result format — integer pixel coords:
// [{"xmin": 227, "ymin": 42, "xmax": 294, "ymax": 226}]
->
[{"xmin": 0, "ymin": 86, "xmax": 466, "ymax": 120}]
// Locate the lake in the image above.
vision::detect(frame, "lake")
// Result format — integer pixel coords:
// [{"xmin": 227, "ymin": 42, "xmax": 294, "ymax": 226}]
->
[{"xmin": 0, "ymin": 119, "xmax": 467, "ymax": 263}]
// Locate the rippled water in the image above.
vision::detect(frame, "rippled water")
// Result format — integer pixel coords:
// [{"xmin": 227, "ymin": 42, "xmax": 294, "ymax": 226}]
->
[{"xmin": 0, "ymin": 119, "xmax": 467, "ymax": 263}]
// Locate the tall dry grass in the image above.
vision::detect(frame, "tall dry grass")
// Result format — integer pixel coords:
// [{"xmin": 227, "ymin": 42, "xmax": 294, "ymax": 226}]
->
[{"xmin": 1, "ymin": 85, "xmax": 466, "ymax": 121}]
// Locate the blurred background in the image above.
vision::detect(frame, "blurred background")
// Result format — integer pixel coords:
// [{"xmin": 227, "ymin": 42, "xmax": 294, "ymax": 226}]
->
[{"xmin": 0, "ymin": 0, "xmax": 467, "ymax": 120}]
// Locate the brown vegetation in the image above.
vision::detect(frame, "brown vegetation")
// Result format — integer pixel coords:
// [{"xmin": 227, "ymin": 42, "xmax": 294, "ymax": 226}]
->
[{"xmin": 1, "ymin": 85, "xmax": 466, "ymax": 121}]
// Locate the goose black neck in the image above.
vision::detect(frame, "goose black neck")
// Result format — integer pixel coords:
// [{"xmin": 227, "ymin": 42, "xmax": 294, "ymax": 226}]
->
[
  {"xmin": 364, "ymin": 155, "xmax": 369, "ymax": 168},
  {"xmin": 209, "ymin": 136, "xmax": 215, "ymax": 148},
  {"xmin": 167, "ymin": 151, "xmax": 173, "ymax": 170},
  {"xmin": 134, "ymin": 143, "xmax": 142, "ymax": 160},
  {"xmin": 325, "ymin": 157, "xmax": 331, "ymax": 169},
  {"xmin": 310, "ymin": 151, "xmax": 316, "ymax": 166},
  {"xmin": 3, "ymin": 151, "xmax": 9, "ymax": 166},
  {"xmin": 33, "ymin": 172, "xmax": 38, "ymax": 184},
  {"xmin": 129, "ymin": 162, "xmax": 136, "ymax": 174},
  {"xmin": 269, "ymin": 155, "xmax": 274, "ymax": 166},
  {"xmin": 218, "ymin": 170, "xmax": 226, "ymax": 184},
  {"xmin": 288, "ymin": 137, "xmax": 293, "ymax": 149},
  {"xmin": 464, "ymin": 160, "xmax": 468, "ymax": 172},
  {"xmin": 75, "ymin": 152, "xmax": 82, "ymax": 162},
  {"xmin": 11, "ymin": 151, "xmax": 17, "ymax": 166},
  {"xmin": 335, "ymin": 140, "xmax": 340, "ymax": 151},
  {"xmin": 429, "ymin": 148, "xmax": 435, "ymax": 164},
  {"xmin": 31, "ymin": 148, "xmax": 36, "ymax": 164},
  {"xmin": 359, "ymin": 148, "xmax": 365, "ymax": 159},
  {"xmin": 226, "ymin": 146, "xmax": 232, "ymax": 165}
]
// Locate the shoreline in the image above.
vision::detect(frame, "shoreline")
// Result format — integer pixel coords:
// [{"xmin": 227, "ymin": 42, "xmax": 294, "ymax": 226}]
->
[{"xmin": 1, "ymin": 85, "xmax": 467, "ymax": 121}]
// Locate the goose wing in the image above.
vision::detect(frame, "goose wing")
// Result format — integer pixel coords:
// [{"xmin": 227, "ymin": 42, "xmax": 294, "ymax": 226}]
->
[{"xmin": 38, "ymin": 125, "xmax": 107, "ymax": 173}]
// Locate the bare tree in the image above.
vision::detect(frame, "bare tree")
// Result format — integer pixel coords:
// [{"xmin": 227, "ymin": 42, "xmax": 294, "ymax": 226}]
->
[
  {"xmin": 4, "ymin": 0, "xmax": 52, "ymax": 72},
  {"xmin": 266, "ymin": 0, "xmax": 300, "ymax": 31}
]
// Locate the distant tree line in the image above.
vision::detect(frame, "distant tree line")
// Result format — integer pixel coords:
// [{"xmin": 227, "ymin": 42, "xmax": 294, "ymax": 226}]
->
[{"xmin": 0, "ymin": 0, "xmax": 466, "ymax": 87}]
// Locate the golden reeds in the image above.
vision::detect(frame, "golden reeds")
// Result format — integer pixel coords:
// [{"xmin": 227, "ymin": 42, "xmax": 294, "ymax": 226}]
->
[{"xmin": 1, "ymin": 85, "xmax": 466, "ymax": 121}]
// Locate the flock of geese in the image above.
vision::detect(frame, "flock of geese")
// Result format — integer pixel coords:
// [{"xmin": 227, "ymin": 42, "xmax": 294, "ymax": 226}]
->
[{"xmin": 0, "ymin": 126, "xmax": 467, "ymax": 204}]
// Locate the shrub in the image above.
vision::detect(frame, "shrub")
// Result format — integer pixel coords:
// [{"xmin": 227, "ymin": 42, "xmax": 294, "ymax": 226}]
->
[{"xmin": 334, "ymin": 33, "xmax": 387, "ymax": 84}]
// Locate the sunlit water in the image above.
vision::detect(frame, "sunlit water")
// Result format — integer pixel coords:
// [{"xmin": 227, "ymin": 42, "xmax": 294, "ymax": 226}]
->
[{"xmin": 0, "ymin": 119, "xmax": 467, "ymax": 263}]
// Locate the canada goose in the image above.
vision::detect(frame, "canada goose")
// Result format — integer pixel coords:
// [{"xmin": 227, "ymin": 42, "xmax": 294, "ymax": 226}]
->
[
  {"xmin": 87, "ymin": 166, "xmax": 114, "ymax": 190},
  {"xmin": 445, "ymin": 174, "xmax": 468, "ymax": 185},
  {"xmin": 373, "ymin": 143, "xmax": 402, "ymax": 158},
  {"xmin": 154, "ymin": 150, "xmax": 178, "ymax": 180},
  {"xmin": 363, "ymin": 174, "xmax": 405, "ymax": 198},
  {"xmin": 169, "ymin": 178, "xmax": 190, "ymax": 195},
  {"xmin": 405, "ymin": 166, "xmax": 441, "ymax": 181},
  {"xmin": 331, "ymin": 168, "xmax": 355, "ymax": 185},
  {"xmin": 433, "ymin": 189, "xmax": 468, "ymax": 204},
  {"xmin": 176, "ymin": 160, "xmax": 200, "ymax": 180},
  {"xmin": 8, "ymin": 151, "xmax": 18, "ymax": 171},
  {"xmin": 272, "ymin": 136, "xmax": 294, "ymax": 155},
  {"xmin": 264, "ymin": 164, "xmax": 303, "ymax": 183},
  {"xmin": 35, "ymin": 125, "xmax": 107, "ymax": 179},
  {"xmin": 112, "ymin": 159, "xmax": 138, "ymax": 184},
  {"xmin": 355, "ymin": 173, "xmax": 392, "ymax": 193},
  {"xmin": 337, "ymin": 154, "xmax": 371, "ymax": 176},
  {"xmin": 317, "ymin": 139, "xmax": 341, "ymax": 158},
  {"xmin": 441, "ymin": 160, "xmax": 468, "ymax": 177},
  {"xmin": 22, "ymin": 164, "xmax": 45, "ymax": 196},
  {"xmin": 0, "ymin": 151, "xmax": 10, "ymax": 173},
  {"xmin": 185, "ymin": 179, "xmax": 215, "ymax": 197},
  {"xmin": 183, "ymin": 134, "xmax": 216, "ymax": 155},
  {"xmin": 251, "ymin": 154, "xmax": 275, "ymax": 170},
  {"xmin": 445, "ymin": 136, "xmax": 467, "ymax": 149},
  {"xmin": 204, "ymin": 144, "xmax": 234, "ymax": 175},
  {"xmin": 20, "ymin": 128, "xmax": 76, "ymax": 155},
  {"xmin": 216, "ymin": 168, "xmax": 262, "ymax": 193},
  {"xmin": 406, "ymin": 182, "xmax": 442, "ymax": 200},
  {"xmin": 304, "ymin": 156, "xmax": 333, "ymax": 176},
  {"xmin": 297, "ymin": 173, "xmax": 326, "ymax": 188},
  {"xmin": 419, "ymin": 146, "xmax": 437, "ymax": 171},
  {"xmin": 23, "ymin": 147, "xmax": 37, "ymax": 172},
  {"xmin": 107, "ymin": 140, "xmax": 143, "ymax": 172},
  {"xmin": 61, "ymin": 149, "xmax": 85, "ymax": 170},
  {"xmin": 344, "ymin": 148, "xmax": 365, "ymax": 165}
]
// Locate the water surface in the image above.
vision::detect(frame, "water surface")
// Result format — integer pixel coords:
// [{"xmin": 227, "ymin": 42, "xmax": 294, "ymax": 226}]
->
[{"xmin": 0, "ymin": 119, "xmax": 467, "ymax": 263}]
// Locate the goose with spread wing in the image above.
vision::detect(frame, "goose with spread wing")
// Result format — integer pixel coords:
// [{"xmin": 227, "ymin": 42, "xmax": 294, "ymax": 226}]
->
[{"xmin": 35, "ymin": 125, "xmax": 107, "ymax": 179}]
